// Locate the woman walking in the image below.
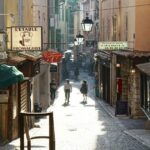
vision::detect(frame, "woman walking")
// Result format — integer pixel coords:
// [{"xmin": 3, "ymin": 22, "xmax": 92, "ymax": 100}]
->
[{"xmin": 80, "ymin": 80, "xmax": 88, "ymax": 103}]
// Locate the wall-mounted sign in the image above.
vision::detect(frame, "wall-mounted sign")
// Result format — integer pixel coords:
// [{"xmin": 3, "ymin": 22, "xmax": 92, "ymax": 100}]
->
[
  {"xmin": 11, "ymin": 26, "xmax": 42, "ymax": 51},
  {"xmin": 98, "ymin": 41, "xmax": 128, "ymax": 50},
  {"xmin": 50, "ymin": 63, "xmax": 57, "ymax": 72},
  {"xmin": 42, "ymin": 51, "xmax": 63, "ymax": 63}
]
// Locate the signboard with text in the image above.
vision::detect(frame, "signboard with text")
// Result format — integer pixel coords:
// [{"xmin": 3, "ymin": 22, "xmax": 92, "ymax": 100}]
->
[
  {"xmin": 98, "ymin": 41, "xmax": 128, "ymax": 50},
  {"xmin": 11, "ymin": 26, "xmax": 42, "ymax": 51}
]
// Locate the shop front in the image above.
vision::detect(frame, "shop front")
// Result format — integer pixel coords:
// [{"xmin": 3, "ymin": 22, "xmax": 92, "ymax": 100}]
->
[
  {"xmin": 136, "ymin": 62, "xmax": 150, "ymax": 118},
  {"xmin": 113, "ymin": 51, "xmax": 150, "ymax": 118},
  {"xmin": 97, "ymin": 51, "xmax": 111, "ymax": 104}
]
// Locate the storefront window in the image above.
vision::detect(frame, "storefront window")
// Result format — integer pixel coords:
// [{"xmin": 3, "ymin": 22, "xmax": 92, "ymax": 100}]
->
[
  {"xmin": 147, "ymin": 77, "xmax": 150, "ymax": 111},
  {"xmin": 141, "ymin": 74, "xmax": 150, "ymax": 115}
]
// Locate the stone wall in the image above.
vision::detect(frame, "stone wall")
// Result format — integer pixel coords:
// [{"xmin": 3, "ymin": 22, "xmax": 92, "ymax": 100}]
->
[{"xmin": 128, "ymin": 69, "xmax": 145, "ymax": 118}]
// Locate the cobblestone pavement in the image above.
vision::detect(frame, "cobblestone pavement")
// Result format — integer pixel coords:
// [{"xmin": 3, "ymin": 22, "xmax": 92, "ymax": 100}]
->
[{"xmin": 1, "ymin": 71, "xmax": 150, "ymax": 150}]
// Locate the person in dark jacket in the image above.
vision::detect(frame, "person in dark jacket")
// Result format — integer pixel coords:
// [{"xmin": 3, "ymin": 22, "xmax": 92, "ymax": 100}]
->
[
  {"xmin": 50, "ymin": 79, "xmax": 57, "ymax": 101},
  {"xmin": 80, "ymin": 80, "xmax": 88, "ymax": 103}
]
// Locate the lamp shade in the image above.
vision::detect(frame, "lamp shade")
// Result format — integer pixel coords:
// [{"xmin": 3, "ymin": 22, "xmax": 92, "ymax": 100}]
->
[
  {"xmin": 81, "ymin": 16, "xmax": 94, "ymax": 32},
  {"xmin": 76, "ymin": 33, "xmax": 84, "ymax": 44},
  {"xmin": 74, "ymin": 39, "xmax": 78, "ymax": 46}
]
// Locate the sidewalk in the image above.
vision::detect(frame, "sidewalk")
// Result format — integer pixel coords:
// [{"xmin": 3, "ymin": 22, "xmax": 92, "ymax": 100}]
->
[{"xmin": 97, "ymin": 99, "xmax": 150, "ymax": 149}]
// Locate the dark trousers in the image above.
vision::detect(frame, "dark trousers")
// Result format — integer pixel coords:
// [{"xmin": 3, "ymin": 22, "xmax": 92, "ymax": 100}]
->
[
  {"xmin": 50, "ymin": 89, "xmax": 56, "ymax": 100},
  {"xmin": 65, "ymin": 89, "xmax": 70, "ymax": 102}
]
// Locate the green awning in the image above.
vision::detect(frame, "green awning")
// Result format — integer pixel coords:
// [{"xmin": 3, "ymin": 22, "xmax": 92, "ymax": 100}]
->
[{"xmin": 0, "ymin": 64, "xmax": 24, "ymax": 89}]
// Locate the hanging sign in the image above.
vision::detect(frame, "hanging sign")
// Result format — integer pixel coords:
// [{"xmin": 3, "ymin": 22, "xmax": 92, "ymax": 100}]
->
[
  {"xmin": 11, "ymin": 26, "xmax": 42, "ymax": 51},
  {"xmin": 50, "ymin": 63, "xmax": 57, "ymax": 72},
  {"xmin": 98, "ymin": 41, "xmax": 128, "ymax": 50},
  {"xmin": 42, "ymin": 51, "xmax": 63, "ymax": 63}
]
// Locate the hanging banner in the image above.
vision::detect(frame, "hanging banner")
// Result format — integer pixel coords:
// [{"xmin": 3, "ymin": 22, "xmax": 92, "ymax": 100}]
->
[{"xmin": 42, "ymin": 51, "xmax": 63, "ymax": 63}]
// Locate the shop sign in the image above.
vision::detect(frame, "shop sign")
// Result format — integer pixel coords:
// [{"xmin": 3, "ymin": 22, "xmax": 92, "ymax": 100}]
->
[
  {"xmin": 42, "ymin": 51, "xmax": 63, "ymax": 63},
  {"xmin": 98, "ymin": 41, "xmax": 128, "ymax": 50},
  {"xmin": 11, "ymin": 26, "xmax": 42, "ymax": 51},
  {"xmin": 50, "ymin": 63, "xmax": 57, "ymax": 72}
]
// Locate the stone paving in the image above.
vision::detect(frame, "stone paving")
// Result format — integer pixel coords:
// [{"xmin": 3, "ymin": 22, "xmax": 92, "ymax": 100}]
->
[{"xmin": 1, "ymin": 70, "xmax": 150, "ymax": 150}]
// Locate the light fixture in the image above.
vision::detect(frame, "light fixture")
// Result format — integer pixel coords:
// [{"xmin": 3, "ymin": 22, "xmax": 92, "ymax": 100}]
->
[
  {"xmin": 74, "ymin": 38, "xmax": 78, "ymax": 46},
  {"xmin": 116, "ymin": 63, "xmax": 121, "ymax": 68},
  {"xmin": 131, "ymin": 69, "xmax": 135, "ymax": 74},
  {"xmin": 81, "ymin": 13, "xmax": 94, "ymax": 32},
  {"xmin": 76, "ymin": 33, "xmax": 84, "ymax": 45}
]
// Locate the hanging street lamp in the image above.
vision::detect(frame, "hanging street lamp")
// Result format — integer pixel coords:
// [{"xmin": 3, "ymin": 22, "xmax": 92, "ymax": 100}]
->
[
  {"xmin": 74, "ymin": 38, "xmax": 78, "ymax": 46},
  {"xmin": 76, "ymin": 33, "xmax": 84, "ymax": 45},
  {"xmin": 81, "ymin": 13, "xmax": 94, "ymax": 32}
]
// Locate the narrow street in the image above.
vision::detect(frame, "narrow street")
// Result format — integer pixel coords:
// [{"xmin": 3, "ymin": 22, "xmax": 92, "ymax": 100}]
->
[
  {"xmin": 52, "ymin": 71, "xmax": 149, "ymax": 150},
  {"xmin": 2, "ymin": 70, "xmax": 150, "ymax": 150}
]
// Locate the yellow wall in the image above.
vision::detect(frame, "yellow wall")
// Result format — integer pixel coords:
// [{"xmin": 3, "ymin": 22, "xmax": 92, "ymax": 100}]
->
[
  {"xmin": 4, "ymin": 0, "xmax": 18, "ymax": 27},
  {"xmin": 4, "ymin": 0, "xmax": 33, "ymax": 27},
  {"xmin": 135, "ymin": 0, "xmax": 150, "ymax": 51},
  {"xmin": 23, "ymin": 0, "xmax": 33, "ymax": 26},
  {"xmin": 100, "ymin": 0, "xmax": 136, "ymax": 49}
]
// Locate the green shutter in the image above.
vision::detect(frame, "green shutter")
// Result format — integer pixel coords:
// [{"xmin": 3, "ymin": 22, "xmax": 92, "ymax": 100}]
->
[
  {"xmin": 51, "ymin": 27, "xmax": 55, "ymax": 49},
  {"xmin": 55, "ymin": 0, "xmax": 59, "ymax": 14},
  {"xmin": 56, "ymin": 29, "xmax": 61, "ymax": 51}
]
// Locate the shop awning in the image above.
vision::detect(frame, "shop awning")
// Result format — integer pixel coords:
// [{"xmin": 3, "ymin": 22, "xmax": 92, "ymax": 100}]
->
[
  {"xmin": 0, "ymin": 64, "xmax": 24, "ymax": 89},
  {"xmin": 113, "ymin": 50, "xmax": 150, "ymax": 58},
  {"xmin": 136, "ymin": 62, "xmax": 150, "ymax": 76}
]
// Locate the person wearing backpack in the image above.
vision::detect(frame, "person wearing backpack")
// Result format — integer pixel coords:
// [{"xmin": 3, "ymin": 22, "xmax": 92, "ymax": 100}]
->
[{"xmin": 80, "ymin": 80, "xmax": 88, "ymax": 103}]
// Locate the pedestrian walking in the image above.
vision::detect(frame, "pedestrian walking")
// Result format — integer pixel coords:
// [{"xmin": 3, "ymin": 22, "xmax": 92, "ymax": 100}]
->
[
  {"xmin": 50, "ymin": 79, "xmax": 57, "ymax": 101},
  {"xmin": 64, "ymin": 79, "xmax": 72, "ymax": 104},
  {"xmin": 80, "ymin": 80, "xmax": 88, "ymax": 103}
]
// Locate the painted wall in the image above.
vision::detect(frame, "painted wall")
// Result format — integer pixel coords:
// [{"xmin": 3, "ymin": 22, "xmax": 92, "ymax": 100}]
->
[
  {"xmin": 23, "ymin": 0, "xmax": 33, "ymax": 26},
  {"xmin": 100, "ymin": 0, "xmax": 135, "ymax": 50},
  {"xmin": 135, "ymin": 0, "xmax": 150, "ymax": 51},
  {"xmin": 4, "ymin": 0, "xmax": 18, "ymax": 27}
]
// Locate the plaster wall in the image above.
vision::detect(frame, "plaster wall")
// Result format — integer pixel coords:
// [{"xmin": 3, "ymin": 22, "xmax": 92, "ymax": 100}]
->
[{"xmin": 135, "ymin": 0, "xmax": 150, "ymax": 51}]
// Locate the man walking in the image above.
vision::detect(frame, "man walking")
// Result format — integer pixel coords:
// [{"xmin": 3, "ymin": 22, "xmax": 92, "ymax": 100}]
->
[{"xmin": 64, "ymin": 79, "xmax": 72, "ymax": 104}]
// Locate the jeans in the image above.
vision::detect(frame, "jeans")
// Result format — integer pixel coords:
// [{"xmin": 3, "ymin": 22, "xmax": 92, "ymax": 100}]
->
[
  {"xmin": 65, "ymin": 89, "xmax": 70, "ymax": 102},
  {"xmin": 50, "ymin": 89, "xmax": 56, "ymax": 100}
]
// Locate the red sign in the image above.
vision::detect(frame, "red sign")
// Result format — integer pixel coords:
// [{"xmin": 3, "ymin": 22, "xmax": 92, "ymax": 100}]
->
[{"xmin": 42, "ymin": 51, "xmax": 63, "ymax": 63}]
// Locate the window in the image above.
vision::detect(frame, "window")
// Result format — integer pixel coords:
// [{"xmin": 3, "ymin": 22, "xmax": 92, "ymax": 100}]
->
[{"xmin": 141, "ymin": 74, "xmax": 150, "ymax": 115}]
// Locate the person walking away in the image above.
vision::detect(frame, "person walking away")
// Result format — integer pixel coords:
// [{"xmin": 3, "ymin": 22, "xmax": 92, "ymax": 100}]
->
[
  {"xmin": 64, "ymin": 79, "xmax": 72, "ymax": 104},
  {"xmin": 50, "ymin": 79, "xmax": 57, "ymax": 101},
  {"xmin": 80, "ymin": 80, "xmax": 88, "ymax": 103}
]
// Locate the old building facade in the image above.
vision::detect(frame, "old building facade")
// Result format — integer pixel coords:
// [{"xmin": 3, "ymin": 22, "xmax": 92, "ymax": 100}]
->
[{"xmin": 97, "ymin": 0, "xmax": 150, "ymax": 119}]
